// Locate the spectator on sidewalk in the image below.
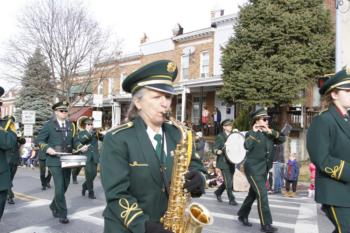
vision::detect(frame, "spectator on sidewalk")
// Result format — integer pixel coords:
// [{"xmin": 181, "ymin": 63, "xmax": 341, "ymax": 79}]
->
[
  {"xmin": 308, "ymin": 162, "xmax": 316, "ymax": 198},
  {"xmin": 283, "ymin": 153, "xmax": 299, "ymax": 197},
  {"xmin": 272, "ymin": 144, "xmax": 285, "ymax": 194},
  {"xmin": 195, "ymin": 131, "xmax": 206, "ymax": 160}
]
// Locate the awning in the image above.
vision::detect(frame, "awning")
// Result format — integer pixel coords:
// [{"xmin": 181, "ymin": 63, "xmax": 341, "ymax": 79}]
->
[
  {"xmin": 69, "ymin": 82, "xmax": 93, "ymax": 96},
  {"xmin": 69, "ymin": 107, "xmax": 92, "ymax": 122}
]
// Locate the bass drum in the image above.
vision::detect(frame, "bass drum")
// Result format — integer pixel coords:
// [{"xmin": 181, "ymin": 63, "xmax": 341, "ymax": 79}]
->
[{"xmin": 225, "ymin": 131, "xmax": 247, "ymax": 164}]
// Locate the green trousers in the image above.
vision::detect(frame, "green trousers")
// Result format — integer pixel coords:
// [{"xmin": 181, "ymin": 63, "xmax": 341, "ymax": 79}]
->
[
  {"xmin": 39, "ymin": 159, "xmax": 51, "ymax": 188},
  {"xmin": 322, "ymin": 204, "xmax": 350, "ymax": 233},
  {"xmin": 0, "ymin": 190, "xmax": 8, "ymax": 220},
  {"xmin": 237, "ymin": 175, "xmax": 272, "ymax": 226},
  {"xmin": 215, "ymin": 166, "xmax": 236, "ymax": 202},
  {"xmin": 82, "ymin": 161, "xmax": 98, "ymax": 193},
  {"xmin": 48, "ymin": 166, "xmax": 71, "ymax": 218},
  {"xmin": 72, "ymin": 167, "xmax": 82, "ymax": 182},
  {"xmin": 7, "ymin": 162, "xmax": 18, "ymax": 199}
]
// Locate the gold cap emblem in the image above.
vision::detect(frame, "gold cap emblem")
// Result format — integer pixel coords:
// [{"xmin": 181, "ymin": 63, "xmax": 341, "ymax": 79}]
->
[{"xmin": 167, "ymin": 62, "xmax": 176, "ymax": 73}]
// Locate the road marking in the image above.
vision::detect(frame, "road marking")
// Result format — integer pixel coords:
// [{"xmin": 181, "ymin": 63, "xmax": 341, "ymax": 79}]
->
[
  {"xmin": 211, "ymin": 212, "xmax": 296, "ymax": 229},
  {"xmin": 14, "ymin": 192, "xmax": 39, "ymax": 201},
  {"xmin": 11, "ymin": 226, "xmax": 51, "ymax": 233},
  {"xmin": 70, "ymin": 206, "xmax": 105, "ymax": 226},
  {"xmin": 295, "ymin": 203, "xmax": 319, "ymax": 233},
  {"xmin": 200, "ymin": 196, "xmax": 300, "ymax": 210}
]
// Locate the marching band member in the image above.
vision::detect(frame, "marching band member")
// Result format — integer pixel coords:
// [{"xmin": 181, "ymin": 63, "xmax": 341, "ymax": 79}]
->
[
  {"xmin": 307, "ymin": 65, "xmax": 350, "ymax": 233},
  {"xmin": 4, "ymin": 116, "xmax": 26, "ymax": 204},
  {"xmin": 78, "ymin": 117, "xmax": 103, "ymax": 199},
  {"xmin": 0, "ymin": 86, "xmax": 18, "ymax": 221},
  {"xmin": 36, "ymin": 101, "xmax": 88, "ymax": 224},
  {"xmin": 100, "ymin": 60, "xmax": 206, "ymax": 233},
  {"xmin": 237, "ymin": 108, "xmax": 285, "ymax": 233},
  {"xmin": 213, "ymin": 119, "xmax": 238, "ymax": 206}
]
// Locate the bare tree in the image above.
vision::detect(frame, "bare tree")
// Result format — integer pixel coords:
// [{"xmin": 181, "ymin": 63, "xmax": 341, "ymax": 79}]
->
[{"xmin": 1, "ymin": 0, "xmax": 121, "ymax": 101}]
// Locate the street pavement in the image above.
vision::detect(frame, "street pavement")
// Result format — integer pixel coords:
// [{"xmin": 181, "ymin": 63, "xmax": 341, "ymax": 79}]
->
[{"xmin": 0, "ymin": 167, "xmax": 334, "ymax": 233}]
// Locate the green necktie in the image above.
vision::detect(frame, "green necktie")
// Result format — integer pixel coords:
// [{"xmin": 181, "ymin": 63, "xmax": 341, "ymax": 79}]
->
[{"xmin": 154, "ymin": 134, "xmax": 163, "ymax": 162}]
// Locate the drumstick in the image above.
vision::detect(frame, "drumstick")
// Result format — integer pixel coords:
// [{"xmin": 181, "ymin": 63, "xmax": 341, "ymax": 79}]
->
[{"xmin": 72, "ymin": 144, "xmax": 90, "ymax": 154}]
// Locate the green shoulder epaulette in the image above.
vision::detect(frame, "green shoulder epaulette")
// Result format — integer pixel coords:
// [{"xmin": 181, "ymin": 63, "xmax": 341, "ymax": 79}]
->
[
  {"xmin": 319, "ymin": 108, "xmax": 328, "ymax": 115},
  {"xmin": 109, "ymin": 122, "xmax": 134, "ymax": 135}
]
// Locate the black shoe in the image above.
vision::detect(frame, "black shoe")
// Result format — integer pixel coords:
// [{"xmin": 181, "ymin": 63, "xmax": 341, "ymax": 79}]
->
[
  {"xmin": 238, "ymin": 216, "xmax": 252, "ymax": 227},
  {"xmin": 214, "ymin": 192, "xmax": 223, "ymax": 202},
  {"xmin": 229, "ymin": 199, "xmax": 238, "ymax": 206},
  {"xmin": 82, "ymin": 185, "xmax": 87, "ymax": 196},
  {"xmin": 88, "ymin": 191, "xmax": 96, "ymax": 199},
  {"xmin": 261, "ymin": 224, "xmax": 278, "ymax": 233},
  {"xmin": 59, "ymin": 217, "xmax": 69, "ymax": 224},
  {"xmin": 46, "ymin": 183, "xmax": 51, "ymax": 189},
  {"xmin": 50, "ymin": 205, "xmax": 59, "ymax": 218},
  {"xmin": 7, "ymin": 198, "xmax": 15, "ymax": 204},
  {"xmin": 41, "ymin": 186, "xmax": 46, "ymax": 190}
]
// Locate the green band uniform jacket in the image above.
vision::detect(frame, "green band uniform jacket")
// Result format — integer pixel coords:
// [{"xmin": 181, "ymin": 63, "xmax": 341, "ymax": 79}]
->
[
  {"xmin": 78, "ymin": 130, "xmax": 103, "ymax": 163},
  {"xmin": 213, "ymin": 131, "xmax": 235, "ymax": 170},
  {"xmin": 244, "ymin": 129, "xmax": 285, "ymax": 176},
  {"xmin": 0, "ymin": 124, "xmax": 17, "ymax": 191},
  {"xmin": 36, "ymin": 119, "xmax": 82, "ymax": 166},
  {"xmin": 100, "ymin": 117, "xmax": 206, "ymax": 233},
  {"xmin": 307, "ymin": 105, "xmax": 350, "ymax": 207}
]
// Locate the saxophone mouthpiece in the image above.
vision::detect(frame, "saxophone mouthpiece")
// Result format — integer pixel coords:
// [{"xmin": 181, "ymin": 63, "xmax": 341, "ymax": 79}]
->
[{"xmin": 163, "ymin": 111, "xmax": 172, "ymax": 120}]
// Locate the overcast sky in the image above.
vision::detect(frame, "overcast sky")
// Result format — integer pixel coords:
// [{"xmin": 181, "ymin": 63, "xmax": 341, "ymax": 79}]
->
[{"xmin": 0, "ymin": 0, "xmax": 247, "ymax": 90}]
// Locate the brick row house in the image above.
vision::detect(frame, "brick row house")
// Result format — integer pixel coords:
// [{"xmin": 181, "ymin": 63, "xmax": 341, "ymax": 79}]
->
[{"xmin": 75, "ymin": 9, "xmax": 237, "ymax": 134}]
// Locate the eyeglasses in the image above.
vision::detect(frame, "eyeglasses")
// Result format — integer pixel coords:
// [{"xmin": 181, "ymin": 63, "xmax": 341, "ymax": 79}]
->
[
  {"xmin": 86, "ymin": 124, "xmax": 93, "ymax": 126},
  {"xmin": 260, "ymin": 118, "xmax": 268, "ymax": 122},
  {"xmin": 59, "ymin": 110, "xmax": 68, "ymax": 113}
]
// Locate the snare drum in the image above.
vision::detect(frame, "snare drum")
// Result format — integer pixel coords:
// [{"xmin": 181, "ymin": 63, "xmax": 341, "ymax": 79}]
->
[{"xmin": 60, "ymin": 155, "xmax": 87, "ymax": 168}]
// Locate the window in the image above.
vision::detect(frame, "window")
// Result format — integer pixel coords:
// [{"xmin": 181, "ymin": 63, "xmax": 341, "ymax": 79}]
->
[
  {"xmin": 176, "ymin": 97, "xmax": 182, "ymax": 121},
  {"xmin": 200, "ymin": 51, "xmax": 209, "ymax": 78},
  {"xmin": 192, "ymin": 96, "xmax": 206, "ymax": 124},
  {"xmin": 120, "ymin": 73, "xmax": 126, "ymax": 94},
  {"xmin": 108, "ymin": 77, "xmax": 115, "ymax": 96},
  {"xmin": 97, "ymin": 80, "xmax": 103, "ymax": 95},
  {"xmin": 181, "ymin": 55, "xmax": 189, "ymax": 80}
]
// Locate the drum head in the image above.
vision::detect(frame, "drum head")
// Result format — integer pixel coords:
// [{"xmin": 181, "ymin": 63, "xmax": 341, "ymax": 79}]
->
[{"xmin": 225, "ymin": 132, "xmax": 246, "ymax": 164}]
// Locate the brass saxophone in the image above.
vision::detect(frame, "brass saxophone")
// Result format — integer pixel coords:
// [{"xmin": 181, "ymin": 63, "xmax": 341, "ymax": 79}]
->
[{"xmin": 161, "ymin": 113, "xmax": 213, "ymax": 233}]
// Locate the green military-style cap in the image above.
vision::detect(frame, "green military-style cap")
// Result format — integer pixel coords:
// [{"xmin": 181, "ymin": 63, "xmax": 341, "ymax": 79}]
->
[
  {"xmin": 122, "ymin": 60, "xmax": 178, "ymax": 95},
  {"xmin": 52, "ymin": 100, "xmax": 70, "ymax": 110},
  {"xmin": 250, "ymin": 107, "xmax": 269, "ymax": 120},
  {"xmin": 82, "ymin": 117, "xmax": 94, "ymax": 125},
  {"xmin": 319, "ymin": 65, "xmax": 350, "ymax": 95},
  {"xmin": 0, "ymin": 86, "xmax": 4, "ymax": 97},
  {"xmin": 2, "ymin": 115, "xmax": 15, "ymax": 122},
  {"xmin": 221, "ymin": 119, "xmax": 233, "ymax": 126}
]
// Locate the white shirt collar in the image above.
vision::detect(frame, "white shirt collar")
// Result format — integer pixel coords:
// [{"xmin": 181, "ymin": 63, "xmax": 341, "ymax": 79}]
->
[{"xmin": 146, "ymin": 127, "xmax": 167, "ymax": 155}]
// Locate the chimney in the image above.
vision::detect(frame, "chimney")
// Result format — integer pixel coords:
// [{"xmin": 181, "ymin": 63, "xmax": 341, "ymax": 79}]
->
[
  {"xmin": 211, "ymin": 8, "xmax": 224, "ymax": 19},
  {"xmin": 172, "ymin": 23, "xmax": 183, "ymax": 36}
]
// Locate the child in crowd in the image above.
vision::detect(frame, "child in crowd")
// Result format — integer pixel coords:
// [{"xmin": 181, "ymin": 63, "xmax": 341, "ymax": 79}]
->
[
  {"xmin": 283, "ymin": 153, "xmax": 300, "ymax": 197},
  {"xmin": 308, "ymin": 162, "xmax": 316, "ymax": 198}
]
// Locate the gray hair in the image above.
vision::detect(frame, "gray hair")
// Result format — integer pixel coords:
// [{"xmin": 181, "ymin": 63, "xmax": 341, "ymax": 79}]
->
[{"xmin": 126, "ymin": 88, "xmax": 147, "ymax": 121}]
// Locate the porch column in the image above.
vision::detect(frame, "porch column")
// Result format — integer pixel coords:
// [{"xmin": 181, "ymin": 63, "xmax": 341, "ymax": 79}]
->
[
  {"xmin": 181, "ymin": 87, "xmax": 187, "ymax": 122},
  {"xmin": 112, "ymin": 101, "xmax": 121, "ymax": 127}
]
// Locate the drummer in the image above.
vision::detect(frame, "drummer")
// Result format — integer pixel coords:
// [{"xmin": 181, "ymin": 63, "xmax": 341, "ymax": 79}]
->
[
  {"xmin": 36, "ymin": 100, "xmax": 88, "ymax": 224},
  {"xmin": 213, "ymin": 119, "xmax": 238, "ymax": 206}
]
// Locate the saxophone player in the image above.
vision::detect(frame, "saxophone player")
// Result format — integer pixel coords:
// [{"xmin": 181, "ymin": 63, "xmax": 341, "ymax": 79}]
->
[
  {"xmin": 0, "ymin": 86, "xmax": 18, "ymax": 221},
  {"xmin": 100, "ymin": 60, "xmax": 206, "ymax": 233}
]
